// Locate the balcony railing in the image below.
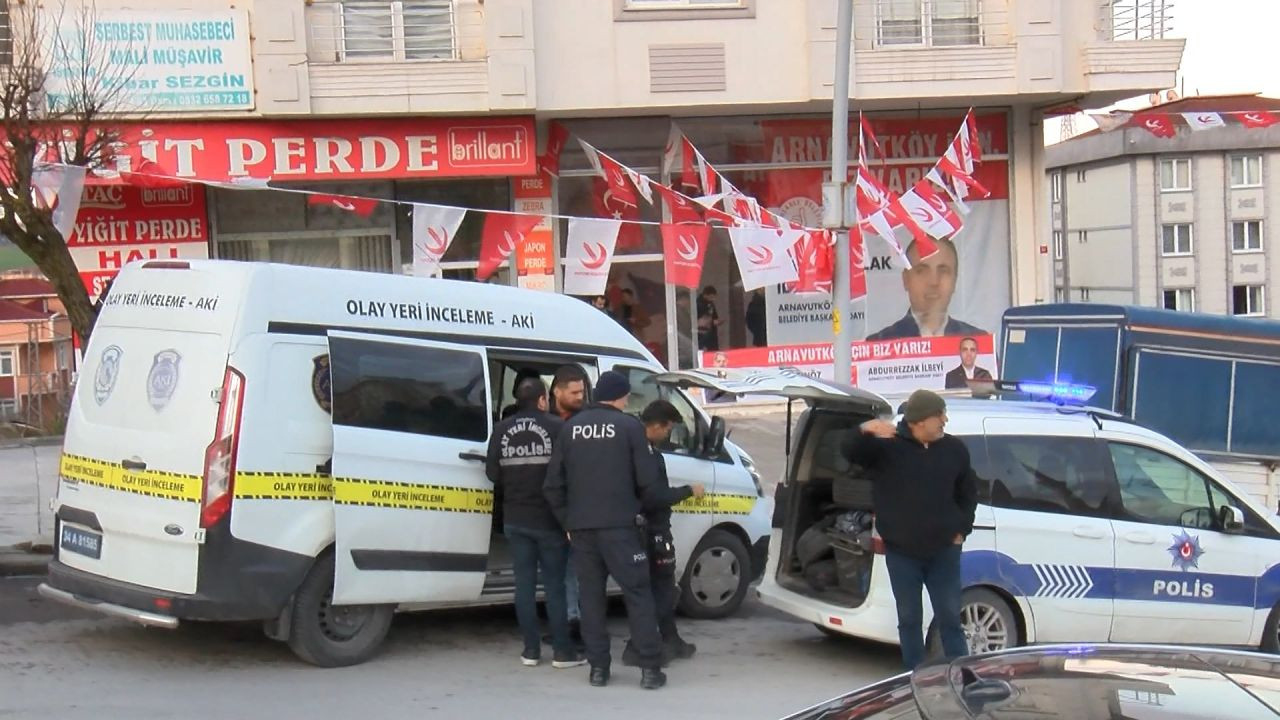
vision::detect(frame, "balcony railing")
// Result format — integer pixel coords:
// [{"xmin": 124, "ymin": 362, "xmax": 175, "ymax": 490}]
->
[
  {"xmin": 306, "ymin": 0, "xmax": 457, "ymax": 64},
  {"xmin": 1101, "ymin": 0, "xmax": 1173, "ymax": 41},
  {"xmin": 857, "ymin": 0, "xmax": 1010, "ymax": 49}
]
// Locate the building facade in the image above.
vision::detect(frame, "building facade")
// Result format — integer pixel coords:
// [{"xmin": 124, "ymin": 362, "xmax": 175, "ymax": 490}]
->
[
  {"xmin": 0, "ymin": 277, "xmax": 74, "ymax": 425},
  {"xmin": 30, "ymin": 0, "xmax": 1183, "ymax": 369},
  {"xmin": 1047, "ymin": 95, "xmax": 1280, "ymax": 318}
]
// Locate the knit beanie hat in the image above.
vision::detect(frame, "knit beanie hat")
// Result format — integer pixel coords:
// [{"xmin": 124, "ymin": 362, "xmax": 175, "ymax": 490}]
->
[
  {"xmin": 594, "ymin": 370, "xmax": 631, "ymax": 402},
  {"xmin": 903, "ymin": 389, "xmax": 946, "ymax": 423}
]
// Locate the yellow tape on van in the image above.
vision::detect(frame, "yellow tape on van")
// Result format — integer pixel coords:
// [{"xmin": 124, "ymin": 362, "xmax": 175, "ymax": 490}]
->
[
  {"xmin": 334, "ymin": 477, "xmax": 494, "ymax": 514},
  {"xmin": 59, "ymin": 453, "xmax": 202, "ymax": 503},
  {"xmin": 235, "ymin": 471, "xmax": 334, "ymax": 501},
  {"xmin": 674, "ymin": 493, "xmax": 756, "ymax": 516}
]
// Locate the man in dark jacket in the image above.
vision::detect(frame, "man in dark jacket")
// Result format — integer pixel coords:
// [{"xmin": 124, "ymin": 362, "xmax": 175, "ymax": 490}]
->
[
  {"xmin": 842, "ymin": 389, "xmax": 977, "ymax": 670},
  {"xmin": 485, "ymin": 378, "xmax": 584, "ymax": 669},
  {"xmin": 544, "ymin": 370, "xmax": 667, "ymax": 690},
  {"xmin": 622, "ymin": 400, "xmax": 705, "ymax": 667}
]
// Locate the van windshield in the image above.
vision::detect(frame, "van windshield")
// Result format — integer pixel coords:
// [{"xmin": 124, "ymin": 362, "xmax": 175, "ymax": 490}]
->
[{"xmin": 1002, "ymin": 325, "xmax": 1120, "ymax": 410}]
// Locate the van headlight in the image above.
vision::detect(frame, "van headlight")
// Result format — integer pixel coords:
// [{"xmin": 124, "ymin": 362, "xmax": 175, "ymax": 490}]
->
[{"xmin": 740, "ymin": 453, "xmax": 764, "ymax": 497}]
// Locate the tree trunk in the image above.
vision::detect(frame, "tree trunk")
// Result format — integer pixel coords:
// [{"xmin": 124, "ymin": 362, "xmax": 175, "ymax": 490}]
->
[{"xmin": 6, "ymin": 210, "xmax": 98, "ymax": 347}]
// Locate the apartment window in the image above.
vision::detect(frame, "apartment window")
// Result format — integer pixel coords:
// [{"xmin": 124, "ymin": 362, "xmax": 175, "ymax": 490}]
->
[
  {"xmin": 625, "ymin": 0, "xmax": 745, "ymax": 6},
  {"xmin": 1053, "ymin": 230, "xmax": 1064, "ymax": 260},
  {"xmin": 876, "ymin": 0, "xmax": 981, "ymax": 47},
  {"xmin": 309, "ymin": 1, "xmax": 456, "ymax": 62},
  {"xmin": 1161, "ymin": 223, "xmax": 1193, "ymax": 256},
  {"xmin": 1162, "ymin": 288, "xmax": 1195, "ymax": 312},
  {"xmin": 1232, "ymin": 221, "xmax": 1263, "ymax": 253},
  {"xmin": 0, "ymin": 398, "xmax": 15, "ymax": 419},
  {"xmin": 1159, "ymin": 158, "xmax": 1192, "ymax": 191},
  {"xmin": 0, "ymin": 349, "xmax": 12, "ymax": 377},
  {"xmin": 0, "ymin": 2, "xmax": 11, "ymax": 66},
  {"xmin": 1050, "ymin": 173, "xmax": 1062, "ymax": 203},
  {"xmin": 1230, "ymin": 154, "xmax": 1262, "ymax": 188},
  {"xmin": 1233, "ymin": 285, "xmax": 1265, "ymax": 316}
]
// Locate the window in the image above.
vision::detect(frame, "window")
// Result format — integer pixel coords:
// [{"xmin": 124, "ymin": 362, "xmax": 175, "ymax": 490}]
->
[
  {"xmin": 618, "ymin": 366, "xmax": 703, "ymax": 455},
  {"xmin": 0, "ymin": 349, "xmax": 12, "ymax": 376},
  {"xmin": 875, "ymin": 0, "xmax": 980, "ymax": 47},
  {"xmin": 1108, "ymin": 443, "xmax": 1215, "ymax": 529},
  {"xmin": 1078, "ymin": 230, "xmax": 1088, "ymax": 244},
  {"xmin": 1078, "ymin": 287, "xmax": 1091, "ymax": 301},
  {"xmin": 1053, "ymin": 230, "xmax": 1064, "ymax": 260},
  {"xmin": 1233, "ymin": 284, "xmax": 1265, "ymax": 316},
  {"xmin": 1076, "ymin": 169, "xmax": 1087, "ymax": 183},
  {"xmin": 1162, "ymin": 288, "xmax": 1195, "ymax": 312},
  {"xmin": 1054, "ymin": 287, "xmax": 1066, "ymax": 302},
  {"xmin": 1159, "ymin": 158, "xmax": 1191, "ymax": 191},
  {"xmin": 983, "ymin": 436, "xmax": 1116, "ymax": 517},
  {"xmin": 309, "ymin": 1, "xmax": 456, "ymax": 62},
  {"xmin": 1229, "ymin": 361, "xmax": 1280, "ymax": 457},
  {"xmin": 1161, "ymin": 223, "xmax": 1193, "ymax": 256},
  {"xmin": 0, "ymin": 2, "xmax": 11, "ymax": 66},
  {"xmin": 1134, "ymin": 351, "xmax": 1230, "ymax": 452},
  {"xmin": 56, "ymin": 343, "xmax": 68, "ymax": 371},
  {"xmin": 1051, "ymin": 173, "xmax": 1062, "ymax": 203},
  {"xmin": 1230, "ymin": 154, "xmax": 1262, "ymax": 188},
  {"xmin": 625, "ymin": 0, "xmax": 744, "ymax": 6},
  {"xmin": 1232, "ymin": 220, "xmax": 1263, "ymax": 252},
  {"xmin": 329, "ymin": 337, "xmax": 489, "ymax": 441},
  {"xmin": 0, "ymin": 398, "xmax": 14, "ymax": 419}
]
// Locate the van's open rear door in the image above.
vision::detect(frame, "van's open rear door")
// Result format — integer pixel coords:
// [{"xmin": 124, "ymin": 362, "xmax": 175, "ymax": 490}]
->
[
  {"xmin": 654, "ymin": 368, "xmax": 892, "ymax": 415},
  {"xmin": 326, "ymin": 331, "xmax": 495, "ymax": 605}
]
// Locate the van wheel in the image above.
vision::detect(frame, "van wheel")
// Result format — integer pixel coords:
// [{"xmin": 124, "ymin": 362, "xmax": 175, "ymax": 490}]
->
[
  {"xmin": 287, "ymin": 555, "xmax": 394, "ymax": 667},
  {"xmin": 1262, "ymin": 602, "xmax": 1280, "ymax": 654},
  {"xmin": 678, "ymin": 529, "xmax": 751, "ymax": 619},
  {"xmin": 927, "ymin": 588, "xmax": 1020, "ymax": 658}
]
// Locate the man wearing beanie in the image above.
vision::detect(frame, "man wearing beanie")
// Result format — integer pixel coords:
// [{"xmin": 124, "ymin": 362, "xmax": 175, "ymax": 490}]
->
[
  {"xmin": 842, "ymin": 388, "xmax": 977, "ymax": 670},
  {"xmin": 544, "ymin": 370, "xmax": 667, "ymax": 690}
]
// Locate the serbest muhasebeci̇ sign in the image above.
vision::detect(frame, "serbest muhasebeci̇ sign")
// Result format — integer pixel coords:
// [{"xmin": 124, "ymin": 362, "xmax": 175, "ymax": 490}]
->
[{"xmin": 45, "ymin": 8, "xmax": 255, "ymax": 112}]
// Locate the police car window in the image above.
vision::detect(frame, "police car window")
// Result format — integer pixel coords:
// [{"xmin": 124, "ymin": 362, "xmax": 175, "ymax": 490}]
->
[
  {"xmin": 984, "ymin": 436, "xmax": 1115, "ymax": 518},
  {"xmin": 329, "ymin": 337, "xmax": 488, "ymax": 442},
  {"xmin": 619, "ymin": 367, "xmax": 699, "ymax": 454},
  {"xmin": 1108, "ymin": 444, "xmax": 1215, "ymax": 529},
  {"xmin": 1204, "ymin": 480, "xmax": 1276, "ymax": 537}
]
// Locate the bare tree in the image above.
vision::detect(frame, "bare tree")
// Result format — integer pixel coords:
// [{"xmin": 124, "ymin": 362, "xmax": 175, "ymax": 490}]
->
[{"xmin": 0, "ymin": 2, "xmax": 142, "ymax": 345}]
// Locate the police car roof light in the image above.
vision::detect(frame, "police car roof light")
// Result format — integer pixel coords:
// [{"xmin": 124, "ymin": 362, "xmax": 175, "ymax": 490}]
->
[{"xmin": 1015, "ymin": 381, "xmax": 1096, "ymax": 404}]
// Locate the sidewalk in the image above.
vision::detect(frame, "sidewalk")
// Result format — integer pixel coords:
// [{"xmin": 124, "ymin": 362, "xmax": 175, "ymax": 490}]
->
[{"xmin": 0, "ymin": 439, "xmax": 59, "ymax": 575}]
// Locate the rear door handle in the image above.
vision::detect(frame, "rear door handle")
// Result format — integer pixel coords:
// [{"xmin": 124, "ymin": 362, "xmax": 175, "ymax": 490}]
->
[
  {"xmin": 1072, "ymin": 526, "xmax": 1106, "ymax": 539},
  {"xmin": 458, "ymin": 451, "xmax": 486, "ymax": 462},
  {"xmin": 121, "ymin": 459, "xmax": 147, "ymax": 471},
  {"xmin": 1123, "ymin": 532, "xmax": 1156, "ymax": 545}
]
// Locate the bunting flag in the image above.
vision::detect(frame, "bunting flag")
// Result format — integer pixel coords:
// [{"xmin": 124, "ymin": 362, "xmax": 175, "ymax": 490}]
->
[
  {"xmin": 654, "ymin": 184, "xmax": 703, "ymax": 225},
  {"xmin": 563, "ymin": 217, "xmax": 621, "ymax": 295},
  {"xmin": 661, "ymin": 223, "xmax": 710, "ymax": 289},
  {"xmin": 900, "ymin": 179, "xmax": 962, "ymax": 240},
  {"xmin": 729, "ymin": 227, "xmax": 801, "ymax": 291},
  {"xmin": 1132, "ymin": 112, "xmax": 1178, "ymax": 138},
  {"xmin": 410, "ymin": 204, "xmax": 467, "ymax": 277},
  {"xmin": 596, "ymin": 152, "xmax": 639, "ymax": 209},
  {"xmin": 308, "ymin": 193, "xmax": 380, "ymax": 216},
  {"xmin": 1087, "ymin": 108, "xmax": 1280, "ymax": 137},
  {"xmin": 478, "ymin": 213, "xmax": 542, "ymax": 281},
  {"xmin": 859, "ymin": 113, "xmax": 882, "ymax": 165},
  {"xmin": 679, "ymin": 137, "xmax": 702, "ymax": 194},
  {"xmin": 1240, "ymin": 111, "xmax": 1280, "ymax": 129},
  {"xmin": 591, "ymin": 177, "xmax": 644, "ymax": 249},
  {"xmin": 1182, "ymin": 112, "xmax": 1226, "ymax": 131},
  {"xmin": 31, "ymin": 163, "xmax": 87, "ymax": 239},
  {"xmin": 540, "ymin": 121, "xmax": 571, "ymax": 176},
  {"xmin": 789, "ymin": 230, "xmax": 829, "ymax": 293}
]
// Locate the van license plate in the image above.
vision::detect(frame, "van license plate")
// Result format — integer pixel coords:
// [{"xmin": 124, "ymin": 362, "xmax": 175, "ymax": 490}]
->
[{"xmin": 60, "ymin": 526, "xmax": 102, "ymax": 559}]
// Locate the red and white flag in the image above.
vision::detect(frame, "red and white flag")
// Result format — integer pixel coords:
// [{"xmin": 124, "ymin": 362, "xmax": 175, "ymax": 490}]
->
[
  {"xmin": 1133, "ymin": 113, "xmax": 1177, "ymax": 139},
  {"xmin": 855, "ymin": 167, "xmax": 937, "ymax": 261},
  {"xmin": 563, "ymin": 218, "xmax": 621, "ymax": 296},
  {"xmin": 695, "ymin": 150, "xmax": 718, "ymax": 197},
  {"xmin": 1239, "ymin": 111, "xmax": 1280, "ymax": 129},
  {"xmin": 478, "ymin": 213, "xmax": 542, "ymax": 281},
  {"xmin": 596, "ymin": 153, "xmax": 639, "ymax": 209},
  {"xmin": 591, "ymin": 177, "xmax": 644, "ymax": 249},
  {"xmin": 858, "ymin": 113, "xmax": 882, "ymax": 165},
  {"xmin": 900, "ymin": 179, "xmax": 962, "ymax": 240},
  {"xmin": 789, "ymin": 230, "xmax": 829, "ymax": 293},
  {"xmin": 654, "ymin": 184, "xmax": 703, "ymax": 225},
  {"xmin": 308, "ymin": 193, "xmax": 379, "ymax": 216},
  {"xmin": 1183, "ymin": 112, "xmax": 1226, "ymax": 131},
  {"xmin": 411, "ymin": 204, "xmax": 467, "ymax": 277},
  {"xmin": 729, "ymin": 227, "xmax": 802, "ymax": 291},
  {"xmin": 727, "ymin": 193, "xmax": 764, "ymax": 226},
  {"xmin": 541, "ymin": 122, "xmax": 571, "ymax": 176},
  {"xmin": 661, "ymin": 223, "xmax": 711, "ymax": 289}
]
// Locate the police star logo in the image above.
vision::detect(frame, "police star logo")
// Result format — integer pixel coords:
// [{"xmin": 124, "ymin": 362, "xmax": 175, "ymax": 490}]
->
[
  {"xmin": 146, "ymin": 349, "xmax": 181, "ymax": 412},
  {"xmin": 1167, "ymin": 530, "xmax": 1204, "ymax": 572},
  {"xmin": 311, "ymin": 354, "xmax": 332, "ymax": 414},
  {"xmin": 94, "ymin": 345, "xmax": 124, "ymax": 405}
]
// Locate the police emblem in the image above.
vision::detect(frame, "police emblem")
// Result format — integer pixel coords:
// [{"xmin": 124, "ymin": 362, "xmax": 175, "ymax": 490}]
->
[
  {"xmin": 1167, "ymin": 530, "xmax": 1205, "ymax": 572},
  {"xmin": 94, "ymin": 345, "xmax": 123, "ymax": 405},
  {"xmin": 146, "ymin": 349, "xmax": 182, "ymax": 411},
  {"xmin": 311, "ymin": 354, "xmax": 332, "ymax": 414}
]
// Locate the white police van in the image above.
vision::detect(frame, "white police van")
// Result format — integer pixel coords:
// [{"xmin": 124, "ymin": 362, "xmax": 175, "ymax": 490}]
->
[
  {"xmin": 656, "ymin": 371, "xmax": 1280, "ymax": 656},
  {"xmin": 39, "ymin": 260, "xmax": 772, "ymax": 666}
]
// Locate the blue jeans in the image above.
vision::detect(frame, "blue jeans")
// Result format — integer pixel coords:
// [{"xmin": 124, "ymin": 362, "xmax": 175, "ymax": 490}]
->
[
  {"xmin": 505, "ymin": 525, "xmax": 572, "ymax": 657},
  {"xmin": 884, "ymin": 544, "xmax": 968, "ymax": 670}
]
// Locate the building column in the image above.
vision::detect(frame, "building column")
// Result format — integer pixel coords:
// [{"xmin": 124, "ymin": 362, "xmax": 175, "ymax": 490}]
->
[{"xmin": 1008, "ymin": 104, "xmax": 1049, "ymax": 305}]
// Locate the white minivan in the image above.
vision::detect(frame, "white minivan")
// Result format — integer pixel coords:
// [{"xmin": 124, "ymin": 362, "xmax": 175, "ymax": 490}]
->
[
  {"xmin": 656, "ymin": 370, "xmax": 1280, "ymax": 657},
  {"xmin": 40, "ymin": 260, "xmax": 772, "ymax": 666}
]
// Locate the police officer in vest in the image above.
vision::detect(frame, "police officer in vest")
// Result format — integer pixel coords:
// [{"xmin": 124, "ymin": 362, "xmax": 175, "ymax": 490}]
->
[{"xmin": 544, "ymin": 370, "xmax": 667, "ymax": 690}]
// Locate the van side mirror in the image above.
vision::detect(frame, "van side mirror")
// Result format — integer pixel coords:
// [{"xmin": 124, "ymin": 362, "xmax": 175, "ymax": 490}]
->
[
  {"xmin": 1219, "ymin": 504, "xmax": 1245, "ymax": 534},
  {"xmin": 703, "ymin": 416, "xmax": 726, "ymax": 457}
]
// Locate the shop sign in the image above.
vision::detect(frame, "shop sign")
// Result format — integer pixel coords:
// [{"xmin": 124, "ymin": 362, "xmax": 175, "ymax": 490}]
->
[
  {"xmin": 44, "ymin": 9, "xmax": 254, "ymax": 112},
  {"xmin": 513, "ymin": 167, "xmax": 555, "ymax": 292}
]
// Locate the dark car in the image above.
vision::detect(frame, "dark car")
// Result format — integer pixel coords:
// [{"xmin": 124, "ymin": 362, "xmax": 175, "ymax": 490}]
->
[{"xmin": 783, "ymin": 644, "xmax": 1280, "ymax": 719}]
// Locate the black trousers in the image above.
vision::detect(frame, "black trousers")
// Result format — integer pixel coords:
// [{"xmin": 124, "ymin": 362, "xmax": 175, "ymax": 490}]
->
[
  {"xmin": 648, "ymin": 526, "xmax": 680, "ymax": 641},
  {"xmin": 571, "ymin": 527, "xmax": 663, "ymax": 669}
]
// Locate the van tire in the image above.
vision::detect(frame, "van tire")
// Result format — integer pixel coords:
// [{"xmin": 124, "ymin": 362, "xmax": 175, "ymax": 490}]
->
[
  {"xmin": 927, "ymin": 588, "xmax": 1020, "ymax": 659},
  {"xmin": 286, "ymin": 555, "xmax": 394, "ymax": 667},
  {"xmin": 678, "ymin": 529, "xmax": 751, "ymax": 619},
  {"xmin": 1262, "ymin": 602, "xmax": 1280, "ymax": 654}
]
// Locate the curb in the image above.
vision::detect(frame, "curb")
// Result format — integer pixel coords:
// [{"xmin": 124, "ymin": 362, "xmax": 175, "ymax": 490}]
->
[
  {"xmin": 0, "ymin": 544, "xmax": 51, "ymax": 577},
  {"xmin": 0, "ymin": 435, "xmax": 64, "ymax": 450}
]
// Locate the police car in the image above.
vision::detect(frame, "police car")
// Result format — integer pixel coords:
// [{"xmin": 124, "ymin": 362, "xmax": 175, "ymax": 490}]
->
[{"xmin": 656, "ymin": 370, "xmax": 1280, "ymax": 656}]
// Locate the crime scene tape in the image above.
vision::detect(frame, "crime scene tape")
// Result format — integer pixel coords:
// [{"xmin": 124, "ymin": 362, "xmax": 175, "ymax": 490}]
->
[{"xmin": 59, "ymin": 453, "xmax": 202, "ymax": 503}]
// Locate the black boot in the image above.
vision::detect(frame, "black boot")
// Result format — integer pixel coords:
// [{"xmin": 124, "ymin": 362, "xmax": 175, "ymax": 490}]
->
[
  {"xmin": 640, "ymin": 667, "xmax": 667, "ymax": 690},
  {"xmin": 589, "ymin": 666, "xmax": 610, "ymax": 687},
  {"xmin": 624, "ymin": 639, "xmax": 669, "ymax": 668},
  {"xmin": 664, "ymin": 636, "xmax": 697, "ymax": 661}
]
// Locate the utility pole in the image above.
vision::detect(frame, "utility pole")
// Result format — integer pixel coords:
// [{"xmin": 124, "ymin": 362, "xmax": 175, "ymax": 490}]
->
[{"xmin": 822, "ymin": 0, "xmax": 855, "ymax": 384}]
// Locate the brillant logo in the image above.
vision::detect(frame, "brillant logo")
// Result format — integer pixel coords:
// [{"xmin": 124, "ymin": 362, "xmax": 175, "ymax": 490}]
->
[{"xmin": 449, "ymin": 126, "xmax": 529, "ymax": 167}]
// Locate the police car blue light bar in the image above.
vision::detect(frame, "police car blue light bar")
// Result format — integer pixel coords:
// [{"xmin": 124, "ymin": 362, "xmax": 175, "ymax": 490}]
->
[{"xmin": 971, "ymin": 379, "xmax": 1098, "ymax": 405}]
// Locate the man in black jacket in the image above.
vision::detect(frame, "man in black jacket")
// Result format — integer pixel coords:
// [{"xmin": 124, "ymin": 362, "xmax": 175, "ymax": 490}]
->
[
  {"xmin": 622, "ymin": 400, "xmax": 705, "ymax": 667},
  {"xmin": 842, "ymin": 389, "xmax": 977, "ymax": 670},
  {"xmin": 544, "ymin": 370, "xmax": 667, "ymax": 690},
  {"xmin": 486, "ymin": 378, "xmax": 584, "ymax": 669}
]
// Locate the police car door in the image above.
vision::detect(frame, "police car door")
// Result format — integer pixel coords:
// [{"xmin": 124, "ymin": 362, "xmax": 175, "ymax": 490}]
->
[
  {"xmin": 1103, "ymin": 436, "xmax": 1257, "ymax": 646},
  {"xmin": 327, "ymin": 331, "xmax": 494, "ymax": 605},
  {"xmin": 981, "ymin": 418, "xmax": 1116, "ymax": 642}
]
